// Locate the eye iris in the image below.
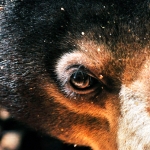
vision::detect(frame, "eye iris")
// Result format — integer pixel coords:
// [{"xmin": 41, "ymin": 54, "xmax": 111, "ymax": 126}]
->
[{"xmin": 70, "ymin": 71, "xmax": 91, "ymax": 89}]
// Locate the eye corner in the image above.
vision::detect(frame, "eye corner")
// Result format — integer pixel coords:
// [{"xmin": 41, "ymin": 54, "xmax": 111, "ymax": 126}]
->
[{"xmin": 56, "ymin": 64, "xmax": 104, "ymax": 97}]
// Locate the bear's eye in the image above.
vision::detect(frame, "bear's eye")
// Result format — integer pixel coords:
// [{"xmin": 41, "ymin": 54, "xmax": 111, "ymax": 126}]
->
[
  {"xmin": 70, "ymin": 71, "xmax": 95, "ymax": 89},
  {"xmin": 58, "ymin": 65, "xmax": 105, "ymax": 96}
]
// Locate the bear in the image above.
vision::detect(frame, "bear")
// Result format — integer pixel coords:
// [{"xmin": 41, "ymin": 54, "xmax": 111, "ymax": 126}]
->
[{"xmin": 0, "ymin": 0, "xmax": 150, "ymax": 149}]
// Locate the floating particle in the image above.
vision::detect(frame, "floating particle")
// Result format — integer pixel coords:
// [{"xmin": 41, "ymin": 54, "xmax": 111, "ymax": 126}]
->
[
  {"xmin": 0, "ymin": 132, "xmax": 21, "ymax": 150},
  {"xmin": 99, "ymin": 75, "xmax": 103, "ymax": 79},
  {"xmin": 0, "ymin": 66, "xmax": 4, "ymax": 69},
  {"xmin": 81, "ymin": 32, "xmax": 85, "ymax": 35},
  {"xmin": 101, "ymin": 26, "xmax": 105, "ymax": 29},
  {"xmin": 0, "ymin": 7, "xmax": 4, "ymax": 11},
  {"xmin": 144, "ymin": 64, "xmax": 148, "ymax": 68}
]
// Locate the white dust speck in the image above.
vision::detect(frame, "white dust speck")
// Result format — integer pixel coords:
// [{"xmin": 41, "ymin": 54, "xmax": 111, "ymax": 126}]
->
[
  {"xmin": 144, "ymin": 64, "xmax": 148, "ymax": 68},
  {"xmin": 0, "ymin": 108, "xmax": 10, "ymax": 119},
  {"xmin": 81, "ymin": 32, "xmax": 85, "ymax": 35},
  {"xmin": 61, "ymin": 7, "xmax": 65, "ymax": 11},
  {"xmin": 99, "ymin": 75, "xmax": 103, "ymax": 79},
  {"xmin": 0, "ymin": 132, "xmax": 21, "ymax": 150},
  {"xmin": 0, "ymin": 7, "xmax": 4, "ymax": 11},
  {"xmin": 0, "ymin": 66, "xmax": 4, "ymax": 69}
]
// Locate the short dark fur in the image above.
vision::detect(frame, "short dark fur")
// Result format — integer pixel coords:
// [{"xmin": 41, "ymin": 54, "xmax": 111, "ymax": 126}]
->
[{"xmin": 1, "ymin": 0, "xmax": 150, "ymax": 149}]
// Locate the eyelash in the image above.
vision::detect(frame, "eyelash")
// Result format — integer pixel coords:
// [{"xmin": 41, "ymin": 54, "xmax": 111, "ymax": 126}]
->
[{"xmin": 59, "ymin": 65, "xmax": 105, "ymax": 98}]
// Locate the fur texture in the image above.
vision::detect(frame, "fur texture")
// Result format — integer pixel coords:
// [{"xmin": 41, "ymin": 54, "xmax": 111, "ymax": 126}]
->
[{"xmin": 0, "ymin": 0, "xmax": 150, "ymax": 149}]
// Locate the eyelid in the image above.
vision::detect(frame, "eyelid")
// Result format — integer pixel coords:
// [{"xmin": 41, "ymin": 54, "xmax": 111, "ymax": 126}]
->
[
  {"xmin": 66, "ymin": 64, "xmax": 100, "ymax": 81},
  {"xmin": 56, "ymin": 64, "xmax": 105, "ymax": 96},
  {"xmin": 66, "ymin": 64, "xmax": 83, "ymax": 71}
]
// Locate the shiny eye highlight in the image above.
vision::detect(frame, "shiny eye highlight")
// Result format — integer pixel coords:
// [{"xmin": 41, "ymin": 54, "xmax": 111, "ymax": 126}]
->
[
  {"xmin": 56, "ymin": 64, "xmax": 105, "ymax": 96},
  {"xmin": 70, "ymin": 71, "xmax": 95, "ymax": 89},
  {"xmin": 64, "ymin": 65, "xmax": 103, "ymax": 95}
]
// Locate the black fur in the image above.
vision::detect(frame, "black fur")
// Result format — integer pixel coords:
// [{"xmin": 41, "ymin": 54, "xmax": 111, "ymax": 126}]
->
[{"xmin": 1, "ymin": 0, "xmax": 150, "ymax": 149}]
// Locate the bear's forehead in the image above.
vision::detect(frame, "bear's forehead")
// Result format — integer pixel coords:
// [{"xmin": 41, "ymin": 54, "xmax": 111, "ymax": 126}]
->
[{"xmin": 57, "ymin": 37, "xmax": 150, "ymax": 86}]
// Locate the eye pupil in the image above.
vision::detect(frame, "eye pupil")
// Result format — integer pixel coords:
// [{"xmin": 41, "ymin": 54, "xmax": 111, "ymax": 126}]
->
[{"xmin": 70, "ymin": 71, "xmax": 91, "ymax": 89}]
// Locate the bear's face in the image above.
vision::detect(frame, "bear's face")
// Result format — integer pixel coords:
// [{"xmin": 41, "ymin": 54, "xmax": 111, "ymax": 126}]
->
[{"xmin": 1, "ymin": 0, "xmax": 150, "ymax": 149}]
